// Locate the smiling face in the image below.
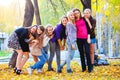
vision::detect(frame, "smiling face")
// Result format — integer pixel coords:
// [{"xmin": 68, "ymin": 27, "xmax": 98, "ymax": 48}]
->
[
  {"xmin": 84, "ymin": 10, "xmax": 91, "ymax": 18},
  {"xmin": 84, "ymin": 9, "xmax": 91, "ymax": 18},
  {"xmin": 61, "ymin": 17, "xmax": 68, "ymax": 26},
  {"xmin": 74, "ymin": 10, "xmax": 80, "ymax": 18},
  {"xmin": 47, "ymin": 27, "xmax": 53, "ymax": 35},
  {"xmin": 37, "ymin": 27, "xmax": 43, "ymax": 35},
  {"xmin": 73, "ymin": 9, "xmax": 82, "ymax": 20},
  {"xmin": 30, "ymin": 26, "xmax": 37, "ymax": 34},
  {"xmin": 68, "ymin": 12, "xmax": 75, "ymax": 21}
]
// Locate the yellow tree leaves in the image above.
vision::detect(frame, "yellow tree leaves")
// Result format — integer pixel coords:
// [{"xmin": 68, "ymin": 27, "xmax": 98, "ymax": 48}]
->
[{"xmin": 0, "ymin": 60, "xmax": 120, "ymax": 80}]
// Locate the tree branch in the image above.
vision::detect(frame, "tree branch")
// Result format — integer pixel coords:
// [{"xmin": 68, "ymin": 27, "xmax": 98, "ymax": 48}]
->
[
  {"xmin": 49, "ymin": 0, "xmax": 58, "ymax": 18},
  {"xmin": 59, "ymin": 0, "xmax": 66, "ymax": 14}
]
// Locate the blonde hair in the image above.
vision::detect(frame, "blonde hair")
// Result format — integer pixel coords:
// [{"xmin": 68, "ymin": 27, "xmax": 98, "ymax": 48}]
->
[
  {"xmin": 67, "ymin": 10, "xmax": 75, "ymax": 24},
  {"xmin": 84, "ymin": 8, "xmax": 91, "ymax": 14}
]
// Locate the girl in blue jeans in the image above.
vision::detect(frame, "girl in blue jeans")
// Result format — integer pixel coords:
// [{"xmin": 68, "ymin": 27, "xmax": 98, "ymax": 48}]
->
[
  {"xmin": 60, "ymin": 11, "xmax": 77, "ymax": 73},
  {"xmin": 27, "ymin": 25, "xmax": 54, "ymax": 75}
]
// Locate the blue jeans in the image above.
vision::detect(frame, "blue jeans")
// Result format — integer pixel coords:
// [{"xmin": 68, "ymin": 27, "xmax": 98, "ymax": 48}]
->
[
  {"xmin": 30, "ymin": 47, "xmax": 48, "ymax": 69},
  {"xmin": 61, "ymin": 39, "xmax": 75, "ymax": 70}
]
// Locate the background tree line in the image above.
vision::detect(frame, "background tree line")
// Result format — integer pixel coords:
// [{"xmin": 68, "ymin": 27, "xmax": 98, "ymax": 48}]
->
[{"xmin": 0, "ymin": 0, "xmax": 120, "ymax": 57}]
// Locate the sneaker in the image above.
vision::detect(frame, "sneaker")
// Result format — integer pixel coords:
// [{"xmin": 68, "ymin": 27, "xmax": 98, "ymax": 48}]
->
[
  {"xmin": 16, "ymin": 69, "xmax": 21, "ymax": 75},
  {"xmin": 14, "ymin": 67, "xmax": 17, "ymax": 73},
  {"xmin": 27, "ymin": 67, "xmax": 34, "ymax": 75},
  {"xmin": 36, "ymin": 69, "xmax": 42, "ymax": 74}
]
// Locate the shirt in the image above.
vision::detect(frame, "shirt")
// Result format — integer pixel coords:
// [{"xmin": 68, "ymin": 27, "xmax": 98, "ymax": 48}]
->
[
  {"xmin": 66, "ymin": 22, "xmax": 77, "ymax": 45},
  {"xmin": 75, "ymin": 18, "xmax": 90, "ymax": 39},
  {"xmin": 51, "ymin": 24, "xmax": 66, "ymax": 42}
]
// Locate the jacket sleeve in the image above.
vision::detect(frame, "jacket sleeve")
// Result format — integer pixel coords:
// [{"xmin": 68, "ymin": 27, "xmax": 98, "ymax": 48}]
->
[
  {"xmin": 55, "ymin": 24, "xmax": 61, "ymax": 40},
  {"xmin": 20, "ymin": 29, "xmax": 29, "ymax": 40},
  {"xmin": 90, "ymin": 16, "xmax": 96, "ymax": 29},
  {"xmin": 83, "ymin": 18, "xmax": 90, "ymax": 34}
]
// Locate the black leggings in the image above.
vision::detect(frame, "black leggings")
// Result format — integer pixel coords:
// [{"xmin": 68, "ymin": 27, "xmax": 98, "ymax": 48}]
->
[{"xmin": 77, "ymin": 38, "xmax": 92, "ymax": 71}]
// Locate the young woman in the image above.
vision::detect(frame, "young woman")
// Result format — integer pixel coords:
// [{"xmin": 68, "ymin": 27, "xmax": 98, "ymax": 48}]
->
[
  {"xmin": 73, "ymin": 8, "xmax": 93, "ymax": 73},
  {"xmin": 84, "ymin": 8, "xmax": 96, "ymax": 68},
  {"xmin": 8, "ymin": 25, "xmax": 38, "ymax": 75},
  {"xmin": 48, "ymin": 16, "xmax": 68, "ymax": 73},
  {"xmin": 60, "ymin": 11, "xmax": 77, "ymax": 73},
  {"xmin": 27, "ymin": 25, "xmax": 54, "ymax": 75}
]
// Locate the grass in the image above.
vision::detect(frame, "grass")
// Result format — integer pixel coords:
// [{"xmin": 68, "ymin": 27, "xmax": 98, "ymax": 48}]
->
[{"xmin": 0, "ymin": 50, "xmax": 10, "ymax": 57}]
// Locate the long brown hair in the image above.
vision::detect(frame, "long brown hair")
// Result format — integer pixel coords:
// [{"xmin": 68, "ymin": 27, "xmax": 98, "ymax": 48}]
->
[
  {"xmin": 72, "ymin": 8, "xmax": 82, "ymax": 20},
  {"xmin": 25, "ymin": 25, "xmax": 38, "ymax": 38},
  {"xmin": 36, "ymin": 25, "xmax": 45, "ymax": 48},
  {"xmin": 45, "ymin": 24, "xmax": 53, "ymax": 37},
  {"xmin": 60, "ymin": 15, "xmax": 68, "ymax": 25}
]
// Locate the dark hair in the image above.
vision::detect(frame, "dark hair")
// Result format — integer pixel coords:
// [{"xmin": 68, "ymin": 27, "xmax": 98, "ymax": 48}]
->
[
  {"xmin": 24, "ymin": 25, "xmax": 38, "ymax": 38},
  {"xmin": 38, "ymin": 25, "xmax": 45, "ymax": 33},
  {"xmin": 60, "ymin": 15, "xmax": 68, "ymax": 24},
  {"xmin": 72, "ymin": 8, "xmax": 82, "ymax": 19}
]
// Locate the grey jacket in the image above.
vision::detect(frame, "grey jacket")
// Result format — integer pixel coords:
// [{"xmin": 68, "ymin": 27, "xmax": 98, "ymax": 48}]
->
[{"xmin": 66, "ymin": 22, "xmax": 77, "ymax": 45}]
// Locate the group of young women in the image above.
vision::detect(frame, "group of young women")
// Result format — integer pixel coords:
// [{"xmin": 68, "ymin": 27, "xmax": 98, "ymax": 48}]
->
[{"xmin": 8, "ymin": 8, "xmax": 96, "ymax": 75}]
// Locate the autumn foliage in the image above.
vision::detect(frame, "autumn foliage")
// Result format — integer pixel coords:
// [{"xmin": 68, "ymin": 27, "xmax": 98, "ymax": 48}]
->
[{"xmin": 0, "ymin": 59, "xmax": 120, "ymax": 80}]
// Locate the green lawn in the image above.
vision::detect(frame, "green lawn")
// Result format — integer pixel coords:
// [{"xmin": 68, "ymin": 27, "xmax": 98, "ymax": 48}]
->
[{"xmin": 0, "ymin": 50, "xmax": 10, "ymax": 57}]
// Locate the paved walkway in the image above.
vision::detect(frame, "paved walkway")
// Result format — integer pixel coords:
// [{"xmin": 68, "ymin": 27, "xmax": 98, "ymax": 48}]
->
[{"xmin": 0, "ymin": 50, "xmax": 81, "ymax": 64}]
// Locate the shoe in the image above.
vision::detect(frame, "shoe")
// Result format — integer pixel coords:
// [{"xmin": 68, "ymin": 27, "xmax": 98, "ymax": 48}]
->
[
  {"xmin": 27, "ymin": 67, "xmax": 34, "ymax": 75},
  {"xmin": 91, "ymin": 64, "xmax": 94, "ymax": 71},
  {"xmin": 14, "ymin": 67, "xmax": 17, "ymax": 73},
  {"xmin": 47, "ymin": 68, "xmax": 54, "ymax": 71},
  {"xmin": 16, "ymin": 69, "xmax": 21, "ymax": 75},
  {"xmin": 82, "ymin": 69, "xmax": 86, "ymax": 72},
  {"xmin": 57, "ymin": 69, "xmax": 62, "ymax": 73},
  {"xmin": 67, "ymin": 69, "xmax": 73, "ymax": 73},
  {"xmin": 36, "ymin": 69, "xmax": 42, "ymax": 74},
  {"xmin": 88, "ymin": 70, "xmax": 92, "ymax": 73}
]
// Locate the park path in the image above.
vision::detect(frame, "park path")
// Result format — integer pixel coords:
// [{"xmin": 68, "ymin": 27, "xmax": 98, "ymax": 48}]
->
[{"xmin": 0, "ymin": 50, "xmax": 81, "ymax": 65}]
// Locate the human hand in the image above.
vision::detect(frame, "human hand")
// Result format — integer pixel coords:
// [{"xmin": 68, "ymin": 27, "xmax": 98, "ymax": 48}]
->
[
  {"xmin": 32, "ymin": 40, "xmax": 38, "ymax": 43},
  {"xmin": 60, "ymin": 46, "xmax": 64, "ymax": 50},
  {"xmin": 87, "ymin": 38, "xmax": 91, "ymax": 44},
  {"xmin": 24, "ymin": 39, "xmax": 31, "ymax": 43},
  {"xmin": 71, "ymin": 44, "xmax": 75, "ymax": 50}
]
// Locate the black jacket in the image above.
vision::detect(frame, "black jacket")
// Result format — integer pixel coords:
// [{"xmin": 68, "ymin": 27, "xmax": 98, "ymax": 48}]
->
[{"xmin": 15, "ymin": 27, "xmax": 30, "ymax": 52}]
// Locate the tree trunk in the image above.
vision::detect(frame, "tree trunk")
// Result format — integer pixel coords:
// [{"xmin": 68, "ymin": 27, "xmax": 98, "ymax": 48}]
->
[
  {"xmin": 33, "ymin": 0, "xmax": 41, "ymax": 25},
  {"xmin": 104, "ymin": 23, "xmax": 108, "ymax": 56},
  {"xmin": 115, "ymin": 32, "xmax": 119, "ymax": 57},
  {"xmin": 96, "ymin": 12, "xmax": 102, "ymax": 53},
  {"xmin": 80, "ymin": 0, "xmax": 91, "ymax": 11},
  {"xmin": 108, "ymin": 22, "xmax": 113, "ymax": 57},
  {"xmin": 23, "ymin": 0, "xmax": 34, "ymax": 27}
]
